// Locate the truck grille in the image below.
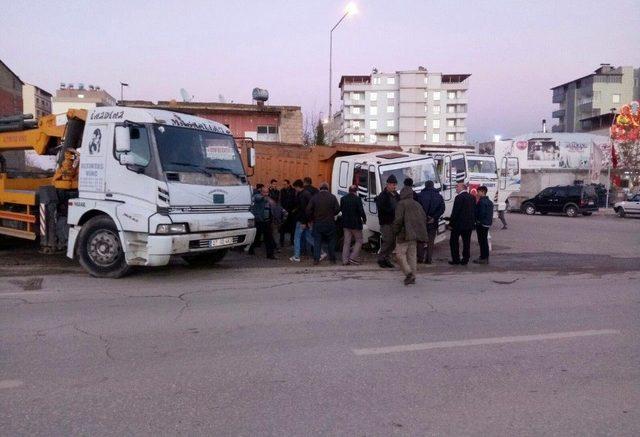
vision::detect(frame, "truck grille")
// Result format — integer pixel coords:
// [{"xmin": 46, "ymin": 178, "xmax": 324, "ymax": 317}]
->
[{"xmin": 189, "ymin": 235, "xmax": 245, "ymax": 249}]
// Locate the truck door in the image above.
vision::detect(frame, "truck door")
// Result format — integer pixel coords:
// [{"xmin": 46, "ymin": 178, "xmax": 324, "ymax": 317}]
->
[
  {"xmin": 450, "ymin": 152, "xmax": 467, "ymax": 183},
  {"xmin": 500, "ymin": 156, "xmax": 520, "ymax": 191}
]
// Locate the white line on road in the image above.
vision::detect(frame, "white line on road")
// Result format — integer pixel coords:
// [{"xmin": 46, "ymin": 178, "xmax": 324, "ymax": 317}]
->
[{"xmin": 352, "ymin": 329, "xmax": 620, "ymax": 356}]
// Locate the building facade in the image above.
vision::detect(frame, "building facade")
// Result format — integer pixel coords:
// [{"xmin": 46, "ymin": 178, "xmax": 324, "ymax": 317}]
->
[
  {"xmin": 124, "ymin": 101, "xmax": 303, "ymax": 144},
  {"xmin": 337, "ymin": 68, "xmax": 470, "ymax": 149},
  {"xmin": 52, "ymin": 83, "xmax": 117, "ymax": 114},
  {"xmin": 22, "ymin": 84, "xmax": 52, "ymax": 118},
  {"xmin": 551, "ymin": 64, "xmax": 640, "ymax": 133},
  {"xmin": 0, "ymin": 60, "xmax": 23, "ymax": 117}
]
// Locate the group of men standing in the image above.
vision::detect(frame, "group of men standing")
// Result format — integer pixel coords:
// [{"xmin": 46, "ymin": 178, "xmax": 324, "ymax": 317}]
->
[{"xmin": 249, "ymin": 175, "xmax": 495, "ymax": 285}]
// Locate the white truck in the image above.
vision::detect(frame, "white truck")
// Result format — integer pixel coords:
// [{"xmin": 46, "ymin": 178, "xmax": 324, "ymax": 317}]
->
[{"xmin": 0, "ymin": 107, "xmax": 257, "ymax": 277}]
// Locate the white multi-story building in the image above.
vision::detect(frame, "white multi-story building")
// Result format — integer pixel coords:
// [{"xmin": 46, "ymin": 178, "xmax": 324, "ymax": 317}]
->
[{"xmin": 336, "ymin": 68, "xmax": 470, "ymax": 149}]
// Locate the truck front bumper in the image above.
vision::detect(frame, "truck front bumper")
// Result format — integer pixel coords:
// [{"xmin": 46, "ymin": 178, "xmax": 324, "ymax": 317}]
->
[{"xmin": 125, "ymin": 227, "xmax": 256, "ymax": 266}]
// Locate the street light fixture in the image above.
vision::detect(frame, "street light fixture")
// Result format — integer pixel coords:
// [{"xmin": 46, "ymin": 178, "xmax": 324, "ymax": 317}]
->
[{"xmin": 329, "ymin": 3, "xmax": 358, "ymax": 144}]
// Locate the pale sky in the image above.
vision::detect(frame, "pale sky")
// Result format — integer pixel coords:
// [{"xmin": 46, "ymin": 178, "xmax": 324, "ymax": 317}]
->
[{"xmin": 2, "ymin": 0, "xmax": 639, "ymax": 141}]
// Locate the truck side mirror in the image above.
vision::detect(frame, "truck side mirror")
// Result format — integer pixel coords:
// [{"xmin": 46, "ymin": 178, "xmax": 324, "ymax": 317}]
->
[
  {"xmin": 115, "ymin": 126, "xmax": 131, "ymax": 153},
  {"xmin": 248, "ymin": 147, "xmax": 256, "ymax": 168}
]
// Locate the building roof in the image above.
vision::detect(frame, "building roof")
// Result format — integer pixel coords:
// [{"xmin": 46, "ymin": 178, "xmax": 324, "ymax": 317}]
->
[
  {"xmin": 0, "ymin": 59, "xmax": 23, "ymax": 84},
  {"xmin": 122, "ymin": 100, "xmax": 301, "ymax": 115},
  {"xmin": 338, "ymin": 75, "xmax": 371, "ymax": 89},
  {"xmin": 550, "ymin": 65, "xmax": 624, "ymax": 90}
]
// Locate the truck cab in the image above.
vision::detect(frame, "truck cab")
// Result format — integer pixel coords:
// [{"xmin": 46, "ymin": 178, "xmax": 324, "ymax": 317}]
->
[
  {"xmin": 65, "ymin": 107, "xmax": 256, "ymax": 277},
  {"xmin": 331, "ymin": 151, "xmax": 441, "ymax": 244}
]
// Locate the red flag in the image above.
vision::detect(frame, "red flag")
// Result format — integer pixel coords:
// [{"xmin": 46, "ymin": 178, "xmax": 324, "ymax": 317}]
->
[{"xmin": 611, "ymin": 144, "xmax": 618, "ymax": 168}]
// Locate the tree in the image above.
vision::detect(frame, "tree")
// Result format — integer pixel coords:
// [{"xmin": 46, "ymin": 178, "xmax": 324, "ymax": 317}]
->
[{"xmin": 315, "ymin": 120, "xmax": 325, "ymax": 145}]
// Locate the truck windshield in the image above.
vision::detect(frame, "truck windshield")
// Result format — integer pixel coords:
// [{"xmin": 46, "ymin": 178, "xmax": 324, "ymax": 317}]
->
[
  {"xmin": 467, "ymin": 157, "xmax": 497, "ymax": 177},
  {"xmin": 153, "ymin": 125, "xmax": 245, "ymax": 182},
  {"xmin": 379, "ymin": 159, "xmax": 440, "ymax": 189}
]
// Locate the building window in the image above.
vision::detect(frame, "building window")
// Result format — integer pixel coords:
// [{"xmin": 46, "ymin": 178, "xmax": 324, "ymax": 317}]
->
[
  {"xmin": 352, "ymin": 134, "xmax": 363, "ymax": 142},
  {"xmin": 369, "ymin": 134, "xmax": 377, "ymax": 143},
  {"xmin": 373, "ymin": 77, "xmax": 381, "ymax": 85},
  {"xmin": 386, "ymin": 119, "xmax": 394, "ymax": 128},
  {"xmin": 387, "ymin": 134, "xmax": 395, "ymax": 141},
  {"xmin": 424, "ymin": 105, "xmax": 428, "ymax": 113},
  {"xmin": 446, "ymin": 133, "xmax": 456, "ymax": 141},
  {"xmin": 257, "ymin": 126, "xmax": 278, "ymax": 134},
  {"xmin": 387, "ymin": 105, "xmax": 394, "ymax": 113},
  {"xmin": 447, "ymin": 119, "xmax": 455, "ymax": 127},
  {"xmin": 432, "ymin": 119, "xmax": 440, "ymax": 129},
  {"xmin": 432, "ymin": 133, "xmax": 440, "ymax": 143},
  {"xmin": 370, "ymin": 92, "xmax": 378, "ymax": 101},
  {"xmin": 447, "ymin": 91, "xmax": 456, "ymax": 100},
  {"xmin": 612, "ymin": 94, "xmax": 621, "ymax": 103},
  {"xmin": 387, "ymin": 91, "xmax": 395, "ymax": 99},
  {"xmin": 447, "ymin": 105, "xmax": 456, "ymax": 113},
  {"xmin": 386, "ymin": 77, "xmax": 395, "ymax": 85},
  {"xmin": 433, "ymin": 91, "xmax": 441, "ymax": 101},
  {"xmin": 369, "ymin": 120, "xmax": 377, "ymax": 130},
  {"xmin": 352, "ymin": 120, "xmax": 361, "ymax": 129},
  {"xmin": 352, "ymin": 106, "xmax": 361, "ymax": 114},
  {"xmin": 457, "ymin": 133, "xmax": 465, "ymax": 142},
  {"xmin": 351, "ymin": 92, "xmax": 361, "ymax": 100},
  {"xmin": 370, "ymin": 106, "xmax": 378, "ymax": 116},
  {"xmin": 424, "ymin": 76, "xmax": 429, "ymax": 85},
  {"xmin": 424, "ymin": 91, "xmax": 429, "ymax": 99},
  {"xmin": 433, "ymin": 105, "xmax": 441, "ymax": 114},
  {"xmin": 423, "ymin": 119, "xmax": 428, "ymax": 127}
]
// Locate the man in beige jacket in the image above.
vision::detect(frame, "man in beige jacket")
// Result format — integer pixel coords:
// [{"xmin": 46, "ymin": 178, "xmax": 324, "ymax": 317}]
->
[{"xmin": 393, "ymin": 183, "xmax": 428, "ymax": 285}]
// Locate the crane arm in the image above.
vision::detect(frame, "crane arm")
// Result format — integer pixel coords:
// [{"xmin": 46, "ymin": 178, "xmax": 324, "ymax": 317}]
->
[{"xmin": 0, "ymin": 109, "xmax": 87, "ymax": 155}]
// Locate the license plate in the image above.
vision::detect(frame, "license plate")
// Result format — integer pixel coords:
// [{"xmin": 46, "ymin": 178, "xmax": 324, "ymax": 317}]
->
[{"xmin": 210, "ymin": 237, "xmax": 234, "ymax": 247}]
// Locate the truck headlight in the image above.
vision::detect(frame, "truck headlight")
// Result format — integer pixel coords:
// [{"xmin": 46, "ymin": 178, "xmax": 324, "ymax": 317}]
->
[
  {"xmin": 248, "ymin": 218, "xmax": 255, "ymax": 227},
  {"xmin": 156, "ymin": 223, "xmax": 189, "ymax": 234}
]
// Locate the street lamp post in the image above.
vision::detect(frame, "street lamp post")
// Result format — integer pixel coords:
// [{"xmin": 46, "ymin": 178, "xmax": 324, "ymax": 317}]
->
[{"xmin": 329, "ymin": 3, "xmax": 357, "ymax": 144}]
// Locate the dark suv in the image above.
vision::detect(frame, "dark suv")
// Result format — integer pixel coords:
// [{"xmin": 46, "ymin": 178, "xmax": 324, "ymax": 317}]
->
[{"xmin": 522, "ymin": 184, "xmax": 599, "ymax": 217}]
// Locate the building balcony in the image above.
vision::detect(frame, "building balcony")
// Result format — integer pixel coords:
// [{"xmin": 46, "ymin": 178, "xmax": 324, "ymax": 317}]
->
[
  {"xmin": 552, "ymin": 109, "xmax": 565, "ymax": 118},
  {"xmin": 375, "ymin": 125, "xmax": 399, "ymax": 134},
  {"xmin": 445, "ymin": 97, "xmax": 468, "ymax": 105},
  {"xmin": 552, "ymin": 89, "xmax": 566, "ymax": 104},
  {"xmin": 445, "ymin": 112, "xmax": 467, "ymax": 118},
  {"xmin": 342, "ymin": 98, "xmax": 366, "ymax": 107},
  {"xmin": 551, "ymin": 124, "xmax": 565, "ymax": 133},
  {"xmin": 342, "ymin": 111, "xmax": 366, "ymax": 120},
  {"xmin": 445, "ymin": 126, "xmax": 466, "ymax": 133}
]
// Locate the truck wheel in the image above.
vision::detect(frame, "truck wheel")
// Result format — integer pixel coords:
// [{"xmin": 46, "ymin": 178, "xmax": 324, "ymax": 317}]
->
[
  {"xmin": 523, "ymin": 203, "xmax": 536, "ymax": 215},
  {"xmin": 77, "ymin": 215, "xmax": 131, "ymax": 278},
  {"xmin": 617, "ymin": 208, "xmax": 626, "ymax": 218},
  {"xmin": 183, "ymin": 249, "xmax": 228, "ymax": 267},
  {"xmin": 565, "ymin": 205, "xmax": 578, "ymax": 217}
]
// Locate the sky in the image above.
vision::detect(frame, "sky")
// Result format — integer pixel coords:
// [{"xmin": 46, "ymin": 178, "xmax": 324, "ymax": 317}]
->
[{"xmin": 1, "ymin": 0, "xmax": 639, "ymax": 141}]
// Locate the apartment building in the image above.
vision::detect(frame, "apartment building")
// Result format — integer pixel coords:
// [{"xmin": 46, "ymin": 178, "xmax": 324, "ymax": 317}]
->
[
  {"xmin": 22, "ymin": 84, "xmax": 52, "ymax": 118},
  {"xmin": 52, "ymin": 83, "xmax": 117, "ymax": 114},
  {"xmin": 551, "ymin": 64, "xmax": 640, "ymax": 133},
  {"xmin": 337, "ymin": 68, "xmax": 470, "ymax": 149}
]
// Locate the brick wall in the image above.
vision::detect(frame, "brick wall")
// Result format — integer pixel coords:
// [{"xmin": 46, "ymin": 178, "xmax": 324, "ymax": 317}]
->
[
  {"xmin": 279, "ymin": 108, "xmax": 303, "ymax": 143},
  {"xmin": 0, "ymin": 63, "xmax": 22, "ymax": 117}
]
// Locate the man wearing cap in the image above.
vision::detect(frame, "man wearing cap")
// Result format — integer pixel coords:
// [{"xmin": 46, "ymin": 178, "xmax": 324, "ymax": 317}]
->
[{"xmin": 375, "ymin": 174, "xmax": 400, "ymax": 268}]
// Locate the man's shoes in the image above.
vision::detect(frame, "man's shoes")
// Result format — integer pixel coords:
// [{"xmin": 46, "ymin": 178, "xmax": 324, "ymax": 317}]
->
[
  {"xmin": 289, "ymin": 256, "xmax": 300, "ymax": 262},
  {"xmin": 348, "ymin": 258, "xmax": 360, "ymax": 265},
  {"xmin": 425, "ymin": 260, "xmax": 433, "ymax": 265},
  {"xmin": 343, "ymin": 261, "xmax": 350, "ymax": 266},
  {"xmin": 460, "ymin": 260, "xmax": 468, "ymax": 266},
  {"xmin": 378, "ymin": 260, "xmax": 389, "ymax": 268},
  {"xmin": 267, "ymin": 255, "xmax": 278, "ymax": 260},
  {"xmin": 404, "ymin": 273, "xmax": 416, "ymax": 286},
  {"xmin": 502, "ymin": 226, "xmax": 507, "ymax": 230},
  {"xmin": 448, "ymin": 260, "xmax": 460, "ymax": 265},
  {"xmin": 383, "ymin": 260, "xmax": 395, "ymax": 268},
  {"xmin": 473, "ymin": 258, "xmax": 489, "ymax": 264}
]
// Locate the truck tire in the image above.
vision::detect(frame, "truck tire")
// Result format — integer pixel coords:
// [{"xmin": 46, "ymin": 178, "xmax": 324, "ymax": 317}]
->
[
  {"xmin": 617, "ymin": 207, "xmax": 626, "ymax": 218},
  {"xmin": 77, "ymin": 215, "xmax": 131, "ymax": 278},
  {"xmin": 183, "ymin": 249, "xmax": 228, "ymax": 267},
  {"xmin": 564, "ymin": 205, "xmax": 578, "ymax": 217},
  {"xmin": 523, "ymin": 203, "xmax": 536, "ymax": 215}
]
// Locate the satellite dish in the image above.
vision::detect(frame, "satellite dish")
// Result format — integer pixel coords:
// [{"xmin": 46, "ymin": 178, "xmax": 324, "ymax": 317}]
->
[{"xmin": 180, "ymin": 88, "xmax": 193, "ymax": 102}]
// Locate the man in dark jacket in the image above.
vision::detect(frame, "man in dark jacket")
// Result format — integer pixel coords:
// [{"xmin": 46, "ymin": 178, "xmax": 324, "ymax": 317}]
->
[
  {"xmin": 248, "ymin": 186, "xmax": 276, "ymax": 259},
  {"xmin": 279, "ymin": 179, "xmax": 296, "ymax": 247},
  {"xmin": 268, "ymin": 179, "xmax": 280, "ymax": 203},
  {"xmin": 306, "ymin": 182, "xmax": 340, "ymax": 264},
  {"xmin": 340, "ymin": 184, "xmax": 367, "ymax": 265},
  {"xmin": 393, "ymin": 186, "xmax": 428, "ymax": 285},
  {"xmin": 417, "ymin": 180, "xmax": 445, "ymax": 264},
  {"xmin": 290, "ymin": 179, "xmax": 311, "ymax": 262},
  {"xmin": 375, "ymin": 174, "xmax": 399, "ymax": 268},
  {"xmin": 448, "ymin": 182, "xmax": 476, "ymax": 265},
  {"xmin": 474, "ymin": 185, "xmax": 494, "ymax": 264}
]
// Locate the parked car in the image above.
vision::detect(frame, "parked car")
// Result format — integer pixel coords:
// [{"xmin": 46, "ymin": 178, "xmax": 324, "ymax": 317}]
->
[
  {"xmin": 521, "ymin": 185, "xmax": 599, "ymax": 217},
  {"xmin": 614, "ymin": 194, "xmax": 640, "ymax": 218}
]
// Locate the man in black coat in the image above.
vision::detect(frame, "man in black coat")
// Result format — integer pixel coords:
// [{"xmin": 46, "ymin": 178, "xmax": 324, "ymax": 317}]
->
[
  {"xmin": 474, "ymin": 185, "xmax": 494, "ymax": 264},
  {"xmin": 279, "ymin": 179, "xmax": 296, "ymax": 246},
  {"xmin": 306, "ymin": 182, "xmax": 340, "ymax": 264},
  {"xmin": 340, "ymin": 184, "xmax": 367, "ymax": 265},
  {"xmin": 448, "ymin": 182, "xmax": 476, "ymax": 265},
  {"xmin": 417, "ymin": 180, "xmax": 445, "ymax": 264},
  {"xmin": 375, "ymin": 174, "xmax": 399, "ymax": 268}
]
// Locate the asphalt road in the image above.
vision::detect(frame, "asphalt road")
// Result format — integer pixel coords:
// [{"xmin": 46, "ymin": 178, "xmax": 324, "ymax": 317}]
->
[{"xmin": 1, "ymin": 213, "xmax": 639, "ymax": 436}]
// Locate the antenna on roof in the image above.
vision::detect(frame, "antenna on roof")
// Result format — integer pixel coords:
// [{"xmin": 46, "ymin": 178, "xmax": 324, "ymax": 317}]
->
[{"xmin": 180, "ymin": 88, "xmax": 193, "ymax": 103}]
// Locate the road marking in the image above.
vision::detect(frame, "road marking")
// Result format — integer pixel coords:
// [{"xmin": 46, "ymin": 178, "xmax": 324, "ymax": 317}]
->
[
  {"xmin": 0, "ymin": 380, "xmax": 24, "ymax": 390},
  {"xmin": 352, "ymin": 329, "xmax": 620, "ymax": 356}
]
